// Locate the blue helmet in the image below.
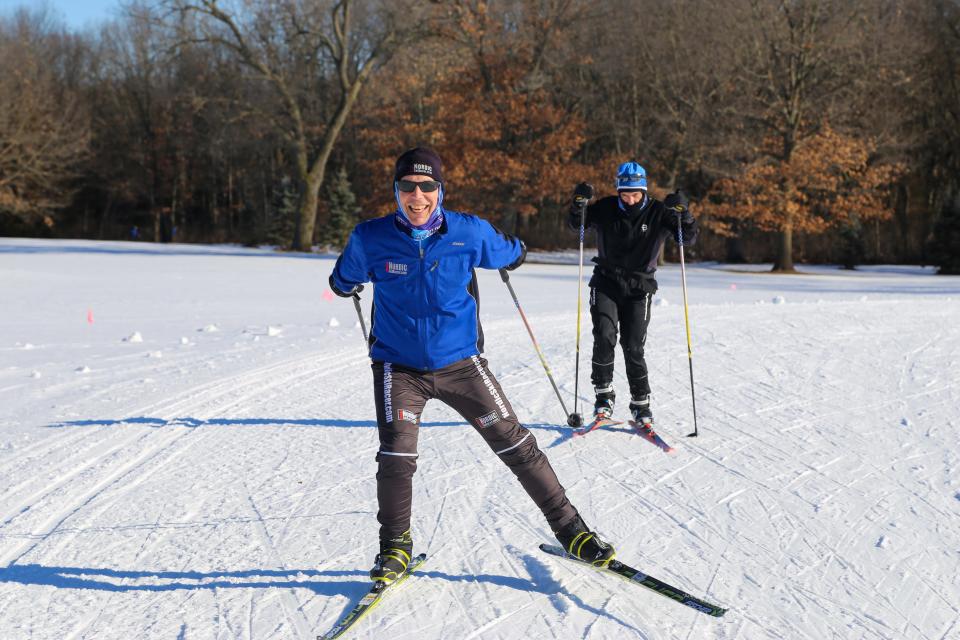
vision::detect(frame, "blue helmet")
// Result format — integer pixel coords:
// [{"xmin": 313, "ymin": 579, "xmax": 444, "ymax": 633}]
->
[{"xmin": 616, "ymin": 161, "xmax": 647, "ymax": 191}]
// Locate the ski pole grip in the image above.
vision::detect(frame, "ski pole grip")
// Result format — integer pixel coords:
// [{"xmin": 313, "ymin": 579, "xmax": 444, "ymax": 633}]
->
[{"xmin": 499, "ymin": 268, "xmax": 509, "ymax": 283}]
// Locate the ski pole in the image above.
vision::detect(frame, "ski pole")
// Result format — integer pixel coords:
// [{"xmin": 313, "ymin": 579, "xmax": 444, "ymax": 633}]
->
[
  {"xmin": 499, "ymin": 268, "xmax": 574, "ymax": 425},
  {"xmin": 351, "ymin": 293, "xmax": 369, "ymax": 347},
  {"xmin": 675, "ymin": 213, "xmax": 700, "ymax": 437},
  {"xmin": 571, "ymin": 202, "xmax": 588, "ymax": 429}
]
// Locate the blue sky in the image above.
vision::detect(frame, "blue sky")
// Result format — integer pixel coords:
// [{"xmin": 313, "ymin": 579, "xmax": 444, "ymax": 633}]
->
[{"xmin": 0, "ymin": 0, "xmax": 121, "ymax": 29}]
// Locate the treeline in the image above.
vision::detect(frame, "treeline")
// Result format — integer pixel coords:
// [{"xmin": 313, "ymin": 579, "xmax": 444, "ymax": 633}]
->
[{"xmin": 1, "ymin": 0, "xmax": 958, "ymax": 272}]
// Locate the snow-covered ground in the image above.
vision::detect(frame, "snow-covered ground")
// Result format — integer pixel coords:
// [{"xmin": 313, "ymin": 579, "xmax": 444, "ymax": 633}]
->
[{"xmin": 1, "ymin": 237, "xmax": 958, "ymax": 640}]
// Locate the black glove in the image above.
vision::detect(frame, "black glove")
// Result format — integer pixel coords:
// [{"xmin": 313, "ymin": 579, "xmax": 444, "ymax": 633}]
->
[
  {"xmin": 505, "ymin": 240, "xmax": 527, "ymax": 271},
  {"xmin": 328, "ymin": 273, "xmax": 363, "ymax": 298},
  {"xmin": 664, "ymin": 190, "xmax": 694, "ymax": 224},
  {"xmin": 572, "ymin": 182, "xmax": 594, "ymax": 209},
  {"xmin": 569, "ymin": 182, "xmax": 594, "ymax": 227}
]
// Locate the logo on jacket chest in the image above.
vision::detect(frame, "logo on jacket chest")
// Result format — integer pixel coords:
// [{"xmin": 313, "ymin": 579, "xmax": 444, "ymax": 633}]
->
[
  {"xmin": 385, "ymin": 261, "xmax": 408, "ymax": 275},
  {"xmin": 616, "ymin": 220, "xmax": 648, "ymax": 235}
]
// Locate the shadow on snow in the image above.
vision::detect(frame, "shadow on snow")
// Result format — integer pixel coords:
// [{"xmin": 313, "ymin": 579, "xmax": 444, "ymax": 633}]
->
[
  {"xmin": 45, "ymin": 418, "xmax": 576, "ymax": 434},
  {"xmin": 0, "ymin": 557, "xmax": 643, "ymax": 633}
]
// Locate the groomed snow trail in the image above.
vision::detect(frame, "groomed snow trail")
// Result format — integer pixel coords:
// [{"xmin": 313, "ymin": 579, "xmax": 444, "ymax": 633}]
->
[{"xmin": 1, "ymin": 239, "xmax": 958, "ymax": 639}]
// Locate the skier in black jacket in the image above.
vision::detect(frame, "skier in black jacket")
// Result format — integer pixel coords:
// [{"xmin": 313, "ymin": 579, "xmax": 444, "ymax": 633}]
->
[{"xmin": 570, "ymin": 161, "xmax": 698, "ymax": 425}]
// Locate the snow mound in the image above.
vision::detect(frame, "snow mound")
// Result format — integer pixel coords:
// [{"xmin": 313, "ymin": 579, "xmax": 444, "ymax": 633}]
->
[
  {"xmin": 200, "ymin": 324, "xmax": 220, "ymax": 333},
  {"xmin": 75, "ymin": 365, "xmax": 91, "ymax": 374},
  {"xmin": 772, "ymin": 295, "xmax": 787, "ymax": 304},
  {"xmin": 653, "ymin": 298, "xmax": 669, "ymax": 307},
  {"xmin": 124, "ymin": 332, "xmax": 144, "ymax": 343},
  {"xmin": 267, "ymin": 325, "xmax": 283, "ymax": 337},
  {"xmin": 329, "ymin": 317, "xmax": 340, "ymax": 328}
]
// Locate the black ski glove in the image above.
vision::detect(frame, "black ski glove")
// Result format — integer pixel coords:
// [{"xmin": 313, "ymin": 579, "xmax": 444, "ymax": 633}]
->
[
  {"xmin": 664, "ymin": 190, "xmax": 694, "ymax": 224},
  {"xmin": 570, "ymin": 182, "xmax": 594, "ymax": 227},
  {"xmin": 328, "ymin": 273, "xmax": 363, "ymax": 298},
  {"xmin": 573, "ymin": 182, "xmax": 594, "ymax": 209},
  {"xmin": 505, "ymin": 240, "xmax": 527, "ymax": 271}
]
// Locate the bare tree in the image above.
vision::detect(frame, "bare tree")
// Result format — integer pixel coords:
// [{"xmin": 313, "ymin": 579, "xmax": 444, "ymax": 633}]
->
[
  {"xmin": 169, "ymin": 0, "xmax": 433, "ymax": 250},
  {"xmin": 0, "ymin": 9, "xmax": 90, "ymax": 224},
  {"xmin": 722, "ymin": 0, "xmax": 866, "ymax": 271},
  {"xmin": 913, "ymin": 1, "xmax": 960, "ymax": 213},
  {"xmin": 95, "ymin": 3, "xmax": 178, "ymax": 240}
]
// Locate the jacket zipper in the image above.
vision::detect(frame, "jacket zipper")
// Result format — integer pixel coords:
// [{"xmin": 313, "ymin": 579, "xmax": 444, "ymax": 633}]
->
[{"xmin": 418, "ymin": 237, "xmax": 428, "ymax": 367}]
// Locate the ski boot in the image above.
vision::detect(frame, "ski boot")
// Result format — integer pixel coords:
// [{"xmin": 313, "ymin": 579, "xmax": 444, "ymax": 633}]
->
[
  {"xmin": 370, "ymin": 530, "xmax": 413, "ymax": 585},
  {"xmin": 630, "ymin": 395, "xmax": 653, "ymax": 426},
  {"xmin": 555, "ymin": 514, "xmax": 616, "ymax": 567},
  {"xmin": 593, "ymin": 385, "xmax": 616, "ymax": 420}
]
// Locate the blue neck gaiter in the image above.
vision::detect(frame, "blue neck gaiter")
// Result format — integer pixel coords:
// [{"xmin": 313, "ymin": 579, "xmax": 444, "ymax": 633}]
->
[{"xmin": 394, "ymin": 183, "xmax": 445, "ymax": 240}]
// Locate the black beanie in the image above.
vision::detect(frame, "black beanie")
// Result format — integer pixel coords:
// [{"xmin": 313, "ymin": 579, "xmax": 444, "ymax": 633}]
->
[{"xmin": 395, "ymin": 147, "xmax": 443, "ymax": 182}]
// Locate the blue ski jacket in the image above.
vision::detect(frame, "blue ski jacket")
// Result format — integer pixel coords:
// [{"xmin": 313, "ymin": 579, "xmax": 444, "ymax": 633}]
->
[{"xmin": 330, "ymin": 211, "xmax": 524, "ymax": 371}]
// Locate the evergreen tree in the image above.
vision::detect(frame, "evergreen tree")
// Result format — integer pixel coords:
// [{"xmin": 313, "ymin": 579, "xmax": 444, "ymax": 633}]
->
[
  {"xmin": 265, "ymin": 177, "xmax": 298, "ymax": 248},
  {"xmin": 322, "ymin": 166, "xmax": 359, "ymax": 250}
]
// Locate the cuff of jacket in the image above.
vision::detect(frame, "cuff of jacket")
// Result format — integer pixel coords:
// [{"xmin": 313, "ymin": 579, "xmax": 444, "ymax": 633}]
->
[{"xmin": 504, "ymin": 240, "xmax": 527, "ymax": 271}]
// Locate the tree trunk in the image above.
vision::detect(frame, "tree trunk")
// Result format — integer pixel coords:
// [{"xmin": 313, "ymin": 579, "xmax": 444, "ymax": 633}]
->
[
  {"xmin": 773, "ymin": 169, "xmax": 797, "ymax": 272},
  {"xmin": 295, "ymin": 77, "xmax": 374, "ymax": 251},
  {"xmin": 773, "ymin": 224, "xmax": 795, "ymax": 272},
  {"xmin": 895, "ymin": 181, "xmax": 909, "ymax": 261},
  {"xmin": 227, "ymin": 166, "xmax": 234, "ymax": 236},
  {"xmin": 98, "ymin": 192, "xmax": 113, "ymax": 240},
  {"xmin": 297, "ymin": 177, "xmax": 321, "ymax": 250}
]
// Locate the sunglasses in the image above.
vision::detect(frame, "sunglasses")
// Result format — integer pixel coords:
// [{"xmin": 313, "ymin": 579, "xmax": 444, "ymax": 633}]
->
[{"xmin": 397, "ymin": 179, "xmax": 441, "ymax": 193}]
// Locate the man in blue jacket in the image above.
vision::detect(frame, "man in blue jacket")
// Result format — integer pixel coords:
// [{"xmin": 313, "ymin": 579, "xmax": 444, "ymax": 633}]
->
[{"xmin": 330, "ymin": 147, "xmax": 614, "ymax": 584}]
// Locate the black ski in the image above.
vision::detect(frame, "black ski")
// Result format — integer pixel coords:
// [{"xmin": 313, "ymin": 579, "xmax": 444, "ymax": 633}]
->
[
  {"xmin": 539, "ymin": 544, "xmax": 726, "ymax": 617},
  {"xmin": 320, "ymin": 553, "xmax": 428, "ymax": 639}
]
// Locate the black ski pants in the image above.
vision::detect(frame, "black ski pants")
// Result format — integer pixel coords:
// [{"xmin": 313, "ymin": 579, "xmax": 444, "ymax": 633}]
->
[
  {"xmin": 590, "ymin": 286, "xmax": 653, "ymax": 400},
  {"xmin": 371, "ymin": 355, "xmax": 578, "ymax": 543}
]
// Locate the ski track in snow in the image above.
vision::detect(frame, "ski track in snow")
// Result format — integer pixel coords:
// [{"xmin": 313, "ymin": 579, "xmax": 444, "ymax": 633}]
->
[{"xmin": 1, "ymin": 238, "xmax": 959, "ymax": 639}]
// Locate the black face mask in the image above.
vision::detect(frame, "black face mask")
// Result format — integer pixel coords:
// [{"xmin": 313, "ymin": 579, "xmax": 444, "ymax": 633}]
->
[{"xmin": 619, "ymin": 193, "xmax": 646, "ymax": 216}]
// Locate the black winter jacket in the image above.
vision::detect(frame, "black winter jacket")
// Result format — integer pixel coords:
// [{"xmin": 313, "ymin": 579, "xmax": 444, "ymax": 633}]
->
[{"xmin": 569, "ymin": 195, "xmax": 698, "ymax": 298}]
